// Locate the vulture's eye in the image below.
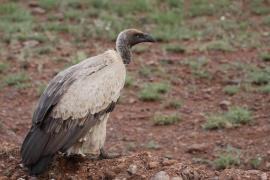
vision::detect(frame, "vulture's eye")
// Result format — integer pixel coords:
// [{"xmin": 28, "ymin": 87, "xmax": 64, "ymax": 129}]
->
[{"xmin": 135, "ymin": 34, "xmax": 142, "ymax": 38}]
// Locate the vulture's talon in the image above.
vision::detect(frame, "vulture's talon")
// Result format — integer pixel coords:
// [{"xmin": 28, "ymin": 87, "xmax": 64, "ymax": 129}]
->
[{"xmin": 99, "ymin": 148, "xmax": 121, "ymax": 159}]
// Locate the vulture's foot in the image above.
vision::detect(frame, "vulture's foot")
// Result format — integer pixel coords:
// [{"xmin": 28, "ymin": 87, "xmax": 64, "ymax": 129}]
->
[{"xmin": 99, "ymin": 148, "xmax": 121, "ymax": 159}]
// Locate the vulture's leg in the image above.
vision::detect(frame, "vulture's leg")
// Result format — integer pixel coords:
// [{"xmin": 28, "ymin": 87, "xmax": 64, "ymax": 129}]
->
[{"xmin": 99, "ymin": 147, "xmax": 121, "ymax": 159}]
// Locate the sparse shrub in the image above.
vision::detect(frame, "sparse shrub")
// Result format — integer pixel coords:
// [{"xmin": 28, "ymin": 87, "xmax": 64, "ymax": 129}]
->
[
  {"xmin": 182, "ymin": 56, "xmax": 209, "ymax": 70},
  {"xmin": 139, "ymin": 82, "xmax": 170, "ymax": 101},
  {"xmin": 38, "ymin": 0, "xmax": 60, "ymax": 10},
  {"xmin": 4, "ymin": 72, "xmax": 29, "ymax": 87},
  {"xmin": 213, "ymin": 146, "xmax": 241, "ymax": 170},
  {"xmin": 139, "ymin": 66, "xmax": 152, "ymax": 77},
  {"xmin": 145, "ymin": 140, "xmax": 160, "ymax": 150},
  {"xmin": 262, "ymin": 15, "xmax": 270, "ymax": 26},
  {"xmin": 153, "ymin": 113, "xmax": 181, "ymax": 125},
  {"xmin": 0, "ymin": 63, "xmax": 9, "ymax": 73},
  {"xmin": 167, "ymin": 99, "xmax": 183, "ymax": 109},
  {"xmin": 193, "ymin": 70, "xmax": 211, "ymax": 79},
  {"xmin": 223, "ymin": 85, "xmax": 240, "ymax": 96},
  {"xmin": 204, "ymin": 107, "xmax": 252, "ymax": 130},
  {"xmin": 203, "ymin": 115, "xmax": 232, "ymax": 130},
  {"xmin": 249, "ymin": 156, "xmax": 262, "ymax": 169},
  {"xmin": 36, "ymin": 83, "xmax": 47, "ymax": 96},
  {"xmin": 259, "ymin": 84, "xmax": 270, "ymax": 94},
  {"xmin": 69, "ymin": 51, "xmax": 87, "ymax": 66},
  {"xmin": 225, "ymin": 107, "xmax": 252, "ymax": 124},
  {"xmin": 214, "ymin": 154, "xmax": 240, "ymax": 170},
  {"xmin": 261, "ymin": 52, "xmax": 270, "ymax": 62},
  {"xmin": 248, "ymin": 70, "xmax": 270, "ymax": 85},
  {"xmin": 204, "ymin": 40, "xmax": 234, "ymax": 52},
  {"xmin": 164, "ymin": 44, "xmax": 186, "ymax": 53},
  {"xmin": 125, "ymin": 74, "xmax": 134, "ymax": 87}
]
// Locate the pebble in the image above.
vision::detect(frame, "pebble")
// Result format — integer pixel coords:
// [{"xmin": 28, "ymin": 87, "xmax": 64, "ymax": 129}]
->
[
  {"xmin": 219, "ymin": 100, "xmax": 231, "ymax": 110},
  {"xmin": 186, "ymin": 143, "xmax": 208, "ymax": 153},
  {"xmin": 261, "ymin": 173, "xmax": 267, "ymax": 180},
  {"xmin": 32, "ymin": 7, "xmax": 46, "ymax": 14},
  {"xmin": 127, "ymin": 164, "xmax": 137, "ymax": 175},
  {"xmin": 151, "ymin": 171, "xmax": 170, "ymax": 180},
  {"xmin": 162, "ymin": 159, "xmax": 177, "ymax": 166},
  {"xmin": 23, "ymin": 40, "xmax": 39, "ymax": 48},
  {"xmin": 171, "ymin": 177, "xmax": 183, "ymax": 180},
  {"xmin": 148, "ymin": 161, "xmax": 159, "ymax": 169}
]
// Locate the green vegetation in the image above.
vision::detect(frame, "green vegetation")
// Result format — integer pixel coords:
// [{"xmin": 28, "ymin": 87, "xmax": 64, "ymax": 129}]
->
[
  {"xmin": 139, "ymin": 82, "xmax": 170, "ymax": 101},
  {"xmin": 36, "ymin": 83, "xmax": 47, "ymax": 96},
  {"xmin": 4, "ymin": 72, "xmax": 30, "ymax": 89},
  {"xmin": 203, "ymin": 107, "xmax": 252, "ymax": 130},
  {"xmin": 202, "ymin": 40, "xmax": 234, "ymax": 52},
  {"xmin": 259, "ymin": 84, "xmax": 270, "ymax": 94},
  {"xmin": 37, "ymin": 0, "xmax": 60, "ymax": 10},
  {"xmin": 214, "ymin": 153, "xmax": 240, "ymax": 170},
  {"xmin": 0, "ymin": 63, "xmax": 9, "ymax": 73},
  {"xmin": 163, "ymin": 44, "xmax": 186, "ymax": 53},
  {"xmin": 167, "ymin": 99, "xmax": 183, "ymax": 109},
  {"xmin": 262, "ymin": 15, "xmax": 270, "ymax": 26},
  {"xmin": 260, "ymin": 52, "xmax": 270, "ymax": 62},
  {"xmin": 248, "ymin": 69, "xmax": 270, "ymax": 85},
  {"xmin": 213, "ymin": 146, "xmax": 241, "ymax": 170},
  {"xmin": 223, "ymin": 85, "xmax": 240, "ymax": 96},
  {"xmin": 139, "ymin": 66, "xmax": 152, "ymax": 78},
  {"xmin": 193, "ymin": 70, "xmax": 211, "ymax": 79},
  {"xmin": 182, "ymin": 56, "xmax": 209, "ymax": 70},
  {"xmin": 249, "ymin": 156, "xmax": 262, "ymax": 169},
  {"xmin": 145, "ymin": 140, "xmax": 160, "ymax": 150},
  {"xmin": 153, "ymin": 113, "xmax": 181, "ymax": 125},
  {"xmin": 250, "ymin": 0, "xmax": 270, "ymax": 15},
  {"xmin": 189, "ymin": 0, "xmax": 230, "ymax": 17},
  {"xmin": 125, "ymin": 74, "xmax": 134, "ymax": 87},
  {"xmin": 69, "ymin": 51, "xmax": 87, "ymax": 66}
]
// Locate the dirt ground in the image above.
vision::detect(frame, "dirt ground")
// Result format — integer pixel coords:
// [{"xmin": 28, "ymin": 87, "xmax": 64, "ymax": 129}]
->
[
  {"xmin": 1, "ymin": 46, "xmax": 270, "ymax": 179},
  {"xmin": 0, "ymin": 0, "xmax": 270, "ymax": 179}
]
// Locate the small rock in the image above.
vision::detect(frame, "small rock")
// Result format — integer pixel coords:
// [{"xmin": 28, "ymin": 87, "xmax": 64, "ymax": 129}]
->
[
  {"xmin": 266, "ymin": 162, "xmax": 270, "ymax": 168},
  {"xmin": 148, "ymin": 161, "xmax": 159, "ymax": 169},
  {"xmin": 186, "ymin": 143, "xmax": 208, "ymax": 153},
  {"xmin": 171, "ymin": 177, "xmax": 183, "ymax": 180},
  {"xmin": 28, "ymin": 1, "xmax": 38, "ymax": 7},
  {"xmin": 151, "ymin": 171, "xmax": 169, "ymax": 180},
  {"xmin": 32, "ymin": 7, "xmax": 46, "ymax": 14},
  {"xmin": 162, "ymin": 159, "xmax": 177, "ymax": 166},
  {"xmin": 128, "ymin": 98, "xmax": 136, "ymax": 104},
  {"xmin": 127, "ymin": 164, "xmax": 137, "ymax": 175},
  {"xmin": 17, "ymin": 178, "xmax": 25, "ymax": 180},
  {"xmin": 261, "ymin": 173, "xmax": 267, "ymax": 180},
  {"xmin": 219, "ymin": 100, "xmax": 231, "ymax": 110},
  {"xmin": 23, "ymin": 40, "xmax": 39, "ymax": 47},
  {"xmin": 202, "ymin": 88, "xmax": 212, "ymax": 93}
]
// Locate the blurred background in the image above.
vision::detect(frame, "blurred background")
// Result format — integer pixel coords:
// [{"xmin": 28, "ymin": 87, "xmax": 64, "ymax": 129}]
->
[{"xmin": 0, "ymin": 0, "xmax": 270, "ymax": 177}]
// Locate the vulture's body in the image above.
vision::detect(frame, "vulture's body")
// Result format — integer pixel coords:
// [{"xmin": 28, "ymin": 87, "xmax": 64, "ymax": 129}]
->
[{"xmin": 21, "ymin": 29, "xmax": 155, "ymax": 175}]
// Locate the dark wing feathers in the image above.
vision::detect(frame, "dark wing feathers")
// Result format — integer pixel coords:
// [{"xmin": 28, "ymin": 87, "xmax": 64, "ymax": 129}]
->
[{"xmin": 33, "ymin": 71, "xmax": 76, "ymax": 125}]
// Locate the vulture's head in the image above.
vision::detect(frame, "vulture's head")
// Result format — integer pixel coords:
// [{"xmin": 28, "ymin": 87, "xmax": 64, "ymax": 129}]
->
[{"xmin": 116, "ymin": 29, "xmax": 155, "ymax": 48}]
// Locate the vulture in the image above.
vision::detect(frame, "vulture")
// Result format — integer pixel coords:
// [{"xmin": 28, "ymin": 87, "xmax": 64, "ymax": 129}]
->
[{"xmin": 21, "ymin": 29, "xmax": 155, "ymax": 175}]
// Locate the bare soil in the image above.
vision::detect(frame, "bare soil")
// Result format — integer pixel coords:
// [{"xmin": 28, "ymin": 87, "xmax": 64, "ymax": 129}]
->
[{"xmin": 0, "ymin": 43, "xmax": 270, "ymax": 179}]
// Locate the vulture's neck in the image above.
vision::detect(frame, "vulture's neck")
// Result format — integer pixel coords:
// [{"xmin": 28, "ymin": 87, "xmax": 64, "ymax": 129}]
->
[{"xmin": 116, "ymin": 36, "xmax": 131, "ymax": 64}]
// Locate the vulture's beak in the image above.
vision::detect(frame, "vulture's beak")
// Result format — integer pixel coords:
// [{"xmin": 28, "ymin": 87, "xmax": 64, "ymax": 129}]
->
[{"xmin": 143, "ymin": 33, "xmax": 156, "ymax": 43}]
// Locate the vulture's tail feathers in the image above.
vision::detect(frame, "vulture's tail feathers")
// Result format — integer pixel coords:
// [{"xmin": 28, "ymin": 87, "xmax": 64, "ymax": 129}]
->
[
  {"xmin": 29, "ymin": 155, "xmax": 53, "ymax": 175},
  {"xmin": 20, "ymin": 127, "xmax": 52, "ymax": 175}
]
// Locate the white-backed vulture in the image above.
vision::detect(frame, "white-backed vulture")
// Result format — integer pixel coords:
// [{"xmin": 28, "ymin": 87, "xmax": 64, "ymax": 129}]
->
[{"xmin": 21, "ymin": 29, "xmax": 155, "ymax": 175}]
